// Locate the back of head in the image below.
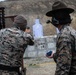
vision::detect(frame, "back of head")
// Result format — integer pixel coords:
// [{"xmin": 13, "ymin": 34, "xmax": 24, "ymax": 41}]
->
[{"xmin": 13, "ymin": 15, "xmax": 27, "ymax": 31}]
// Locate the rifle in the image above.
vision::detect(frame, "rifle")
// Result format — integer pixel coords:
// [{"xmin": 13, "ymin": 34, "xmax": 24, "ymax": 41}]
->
[
  {"xmin": 19, "ymin": 57, "xmax": 26, "ymax": 75},
  {"xmin": 19, "ymin": 67, "xmax": 26, "ymax": 75}
]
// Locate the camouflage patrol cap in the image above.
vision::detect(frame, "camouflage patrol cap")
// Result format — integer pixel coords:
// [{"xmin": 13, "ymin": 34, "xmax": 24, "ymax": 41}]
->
[{"xmin": 13, "ymin": 15, "xmax": 27, "ymax": 31}]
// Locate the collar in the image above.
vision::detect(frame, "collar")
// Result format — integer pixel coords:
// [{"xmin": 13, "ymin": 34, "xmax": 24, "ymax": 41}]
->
[{"xmin": 59, "ymin": 24, "xmax": 70, "ymax": 33}]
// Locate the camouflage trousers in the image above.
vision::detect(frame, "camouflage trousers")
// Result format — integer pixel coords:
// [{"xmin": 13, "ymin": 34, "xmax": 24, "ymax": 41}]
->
[{"xmin": 0, "ymin": 70, "xmax": 19, "ymax": 75}]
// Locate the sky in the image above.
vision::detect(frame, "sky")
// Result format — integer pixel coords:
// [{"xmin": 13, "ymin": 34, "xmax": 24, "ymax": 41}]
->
[{"xmin": 0, "ymin": 0, "xmax": 5, "ymax": 1}]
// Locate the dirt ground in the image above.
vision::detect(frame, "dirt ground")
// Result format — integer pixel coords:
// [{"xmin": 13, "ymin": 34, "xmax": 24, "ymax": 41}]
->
[{"xmin": 24, "ymin": 57, "xmax": 56, "ymax": 75}]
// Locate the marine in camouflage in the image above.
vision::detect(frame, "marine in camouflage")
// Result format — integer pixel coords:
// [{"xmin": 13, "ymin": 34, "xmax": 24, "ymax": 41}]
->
[
  {"xmin": 0, "ymin": 70, "xmax": 18, "ymax": 75},
  {"xmin": 0, "ymin": 27, "xmax": 34, "ymax": 75},
  {"xmin": 53, "ymin": 25, "xmax": 76, "ymax": 75}
]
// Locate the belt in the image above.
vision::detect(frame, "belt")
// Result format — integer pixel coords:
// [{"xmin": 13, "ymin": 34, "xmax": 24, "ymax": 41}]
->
[{"xmin": 0, "ymin": 64, "xmax": 21, "ymax": 75}]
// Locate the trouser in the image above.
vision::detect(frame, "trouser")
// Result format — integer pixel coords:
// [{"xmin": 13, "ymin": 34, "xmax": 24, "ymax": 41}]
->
[
  {"xmin": 0, "ymin": 64, "xmax": 21, "ymax": 75},
  {"xmin": 0, "ymin": 70, "xmax": 19, "ymax": 75}
]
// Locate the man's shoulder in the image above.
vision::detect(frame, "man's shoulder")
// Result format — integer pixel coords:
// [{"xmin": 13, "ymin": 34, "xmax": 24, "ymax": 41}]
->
[{"xmin": 61, "ymin": 26, "xmax": 75, "ymax": 37}]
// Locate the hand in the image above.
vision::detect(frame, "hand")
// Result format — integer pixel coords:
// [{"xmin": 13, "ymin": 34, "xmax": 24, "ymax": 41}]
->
[
  {"xmin": 46, "ymin": 51, "xmax": 55, "ymax": 58},
  {"xmin": 46, "ymin": 53, "xmax": 53, "ymax": 58}
]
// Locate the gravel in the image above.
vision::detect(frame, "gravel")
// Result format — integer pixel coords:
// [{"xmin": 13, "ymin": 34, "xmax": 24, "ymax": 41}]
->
[{"xmin": 24, "ymin": 57, "xmax": 56, "ymax": 75}]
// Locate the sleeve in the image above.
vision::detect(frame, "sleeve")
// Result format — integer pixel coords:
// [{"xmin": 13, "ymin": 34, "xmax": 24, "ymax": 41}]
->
[
  {"xmin": 55, "ymin": 34, "xmax": 72, "ymax": 75},
  {"xmin": 24, "ymin": 32, "xmax": 34, "ymax": 45},
  {"xmin": 53, "ymin": 53, "xmax": 57, "ymax": 63},
  {"xmin": 26, "ymin": 37, "xmax": 34, "ymax": 45}
]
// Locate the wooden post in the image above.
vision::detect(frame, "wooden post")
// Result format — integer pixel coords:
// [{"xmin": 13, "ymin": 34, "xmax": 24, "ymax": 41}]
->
[{"xmin": 0, "ymin": 7, "xmax": 5, "ymax": 29}]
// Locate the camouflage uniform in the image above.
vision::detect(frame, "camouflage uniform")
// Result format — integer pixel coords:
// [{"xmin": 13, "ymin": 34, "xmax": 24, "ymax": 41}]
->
[
  {"xmin": 53, "ymin": 25, "xmax": 76, "ymax": 75},
  {"xmin": 0, "ymin": 27, "xmax": 34, "ymax": 75}
]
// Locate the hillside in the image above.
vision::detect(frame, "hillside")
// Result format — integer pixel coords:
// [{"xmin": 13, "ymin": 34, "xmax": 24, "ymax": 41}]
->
[{"xmin": 0, "ymin": 0, "xmax": 76, "ymax": 35}]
